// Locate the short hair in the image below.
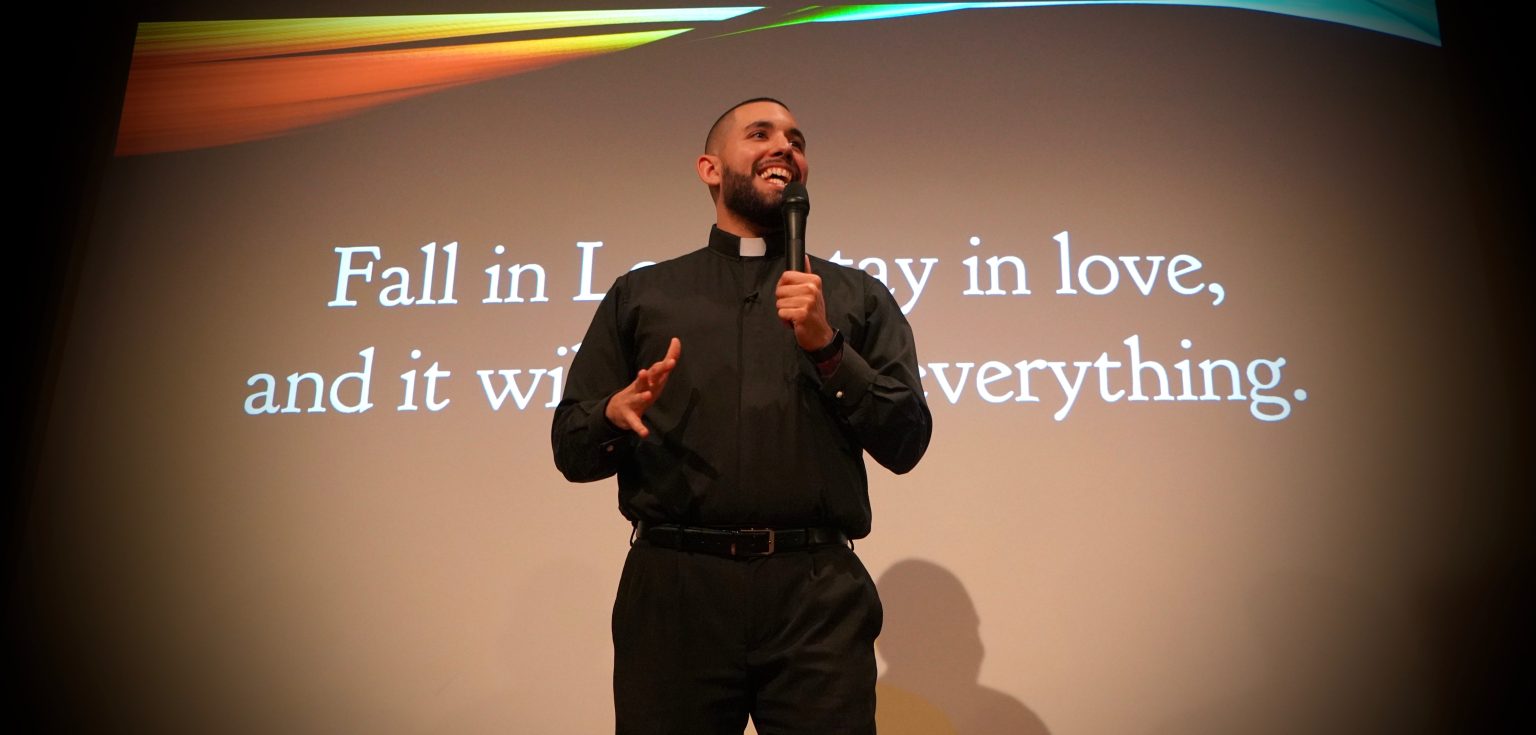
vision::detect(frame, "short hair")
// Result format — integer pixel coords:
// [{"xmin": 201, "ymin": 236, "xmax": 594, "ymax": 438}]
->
[{"xmin": 704, "ymin": 97, "xmax": 791, "ymax": 153}]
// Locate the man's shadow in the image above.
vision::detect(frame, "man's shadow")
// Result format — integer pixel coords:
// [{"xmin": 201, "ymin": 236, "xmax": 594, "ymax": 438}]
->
[{"xmin": 875, "ymin": 559, "xmax": 1050, "ymax": 735}]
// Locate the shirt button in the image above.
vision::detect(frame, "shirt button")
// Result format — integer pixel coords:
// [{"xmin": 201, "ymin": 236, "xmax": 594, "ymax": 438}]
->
[{"xmin": 835, "ymin": 390, "xmax": 845, "ymax": 399}]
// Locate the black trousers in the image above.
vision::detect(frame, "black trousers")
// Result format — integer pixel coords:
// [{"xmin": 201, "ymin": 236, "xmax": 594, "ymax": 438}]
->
[{"xmin": 612, "ymin": 540, "xmax": 883, "ymax": 734}]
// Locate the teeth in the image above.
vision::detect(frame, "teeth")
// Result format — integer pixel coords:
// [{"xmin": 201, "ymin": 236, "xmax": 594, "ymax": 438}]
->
[{"xmin": 759, "ymin": 166, "xmax": 791, "ymax": 181}]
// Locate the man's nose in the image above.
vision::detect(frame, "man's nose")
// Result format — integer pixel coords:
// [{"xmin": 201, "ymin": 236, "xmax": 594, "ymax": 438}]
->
[{"xmin": 768, "ymin": 132, "xmax": 794, "ymax": 155}]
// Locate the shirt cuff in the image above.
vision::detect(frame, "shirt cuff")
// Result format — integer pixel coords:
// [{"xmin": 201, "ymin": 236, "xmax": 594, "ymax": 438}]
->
[
  {"xmin": 591, "ymin": 394, "xmax": 631, "ymax": 454},
  {"xmin": 817, "ymin": 342, "xmax": 876, "ymax": 412}
]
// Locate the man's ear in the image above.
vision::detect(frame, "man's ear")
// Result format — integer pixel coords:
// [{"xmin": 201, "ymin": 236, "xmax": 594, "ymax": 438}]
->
[{"xmin": 696, "ymin": 153, "xmax": 722, "ymax": 186}]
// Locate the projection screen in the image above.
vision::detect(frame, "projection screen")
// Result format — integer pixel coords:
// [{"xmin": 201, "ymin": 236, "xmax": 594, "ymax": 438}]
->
[{"xmin": 16, "ymin": 2, "xmax": 1531, "ymax": 733}]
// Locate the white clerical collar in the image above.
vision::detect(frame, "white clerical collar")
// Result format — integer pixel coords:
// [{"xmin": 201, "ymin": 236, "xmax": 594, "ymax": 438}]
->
[{"xmin": 739, "ymin": 238, "xmax": 767, "ymax": 257}]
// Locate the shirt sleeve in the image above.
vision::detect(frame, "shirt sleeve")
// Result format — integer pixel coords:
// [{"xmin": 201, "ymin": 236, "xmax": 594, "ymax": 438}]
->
[
  {"xmin": 813, "ymin": 274, "xmax": 932, "ymax": 475},
  {"xmin": 551, "ymin": 278, "xmax": 635, "ymax": 483}
]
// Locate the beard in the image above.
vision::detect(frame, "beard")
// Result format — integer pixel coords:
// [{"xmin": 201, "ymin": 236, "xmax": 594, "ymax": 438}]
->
[{"xmin": 720, "ymin": 164, "xmax": 783, "ymax": 234}]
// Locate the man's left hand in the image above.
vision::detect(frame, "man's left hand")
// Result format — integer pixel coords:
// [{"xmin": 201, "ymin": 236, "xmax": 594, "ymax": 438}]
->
[{"xmin": 776, "ymin": 256, "xmax": 836, "ymax": 352}]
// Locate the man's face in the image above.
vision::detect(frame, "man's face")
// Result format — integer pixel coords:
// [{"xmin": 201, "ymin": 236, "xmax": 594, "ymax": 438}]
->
[{"xmin": 709, "ymin": 101, "xmax": 808, "ymax": 234}]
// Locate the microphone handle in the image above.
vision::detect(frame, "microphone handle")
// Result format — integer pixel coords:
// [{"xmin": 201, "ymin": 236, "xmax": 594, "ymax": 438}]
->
[
  {"xmin": 787, "ymin": 231, "xmax": 806, "ymax": 273},
  {"xmin": 782, "ymin": 182, "xmax": 810, "ymax": 272}
]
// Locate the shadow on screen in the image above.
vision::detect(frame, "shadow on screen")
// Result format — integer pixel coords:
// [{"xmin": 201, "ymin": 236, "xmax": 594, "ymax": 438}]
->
[
  {"xmin": 874, "ymin": 558, "xmax": 1050, "ymax": 735},
  {"xmin": 1146, "ymin": 569, "xmax": 1434, "ymax": 735}
]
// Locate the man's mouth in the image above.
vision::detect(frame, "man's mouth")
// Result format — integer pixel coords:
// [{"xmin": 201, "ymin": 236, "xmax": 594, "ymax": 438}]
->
[{"xmin": 757, "ymin": 164, "xmax": 795, "ymax": 190}]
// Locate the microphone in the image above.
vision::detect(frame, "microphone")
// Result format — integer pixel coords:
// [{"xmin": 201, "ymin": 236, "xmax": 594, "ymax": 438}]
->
[{"xmin": 782, "ymin": 182, "xmax": 809, "ymax": 273}]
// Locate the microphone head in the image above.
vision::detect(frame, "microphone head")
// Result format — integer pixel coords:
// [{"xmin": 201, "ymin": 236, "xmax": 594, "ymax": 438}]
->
[{"xmin": 781, "ymin": 181, "xmax": 810, "ymax": 215}]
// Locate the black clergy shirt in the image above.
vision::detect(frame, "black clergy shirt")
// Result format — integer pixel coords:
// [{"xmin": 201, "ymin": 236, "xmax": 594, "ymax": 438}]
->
[{"xmin": 551, "ymin": 226, "xmax": 931, "ymax": 538}]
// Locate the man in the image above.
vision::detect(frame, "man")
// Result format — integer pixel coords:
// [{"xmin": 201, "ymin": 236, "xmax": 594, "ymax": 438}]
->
[{"xmin": 552, "ymin": 97, "xmax": 931, "ymax": 734}]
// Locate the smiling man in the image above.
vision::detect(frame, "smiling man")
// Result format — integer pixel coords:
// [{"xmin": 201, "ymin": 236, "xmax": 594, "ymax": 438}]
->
[{"xmin": 552, "ymin": 98, "xmax": 932, "ymax": 734}]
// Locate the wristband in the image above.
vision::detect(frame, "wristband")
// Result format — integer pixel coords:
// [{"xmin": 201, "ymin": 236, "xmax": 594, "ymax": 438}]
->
[{"xmin": 806, "ymin": 329, "xmax": 843, "ymax": 363}]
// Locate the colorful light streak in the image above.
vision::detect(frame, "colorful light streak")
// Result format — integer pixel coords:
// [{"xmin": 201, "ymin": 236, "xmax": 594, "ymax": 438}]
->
[
  {"xmin": 116, "ymin": 3, "xmax": 1439, "ymax": 156},
  {"xmin": 737, "ymin": 2, "xmax": 1439, "ymax": 45},
  {"xmin": 116, "ymin": 8, "xmax": 762, "ymax": 155}
]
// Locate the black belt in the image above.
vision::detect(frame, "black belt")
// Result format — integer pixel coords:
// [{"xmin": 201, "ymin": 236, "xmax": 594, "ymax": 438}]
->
[{"xmin": 635, "ymin": 522, "xmax": 848, "ymax": 557}]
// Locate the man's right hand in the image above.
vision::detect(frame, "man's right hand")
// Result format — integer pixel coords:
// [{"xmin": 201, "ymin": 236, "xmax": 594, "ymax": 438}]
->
[{"xmin": 605, "ymin": 337, "xmax": 681, "ymax": 438}]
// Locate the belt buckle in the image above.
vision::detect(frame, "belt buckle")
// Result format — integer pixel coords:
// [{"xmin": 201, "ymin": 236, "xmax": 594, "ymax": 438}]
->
[{"xmin": 731, "ymin": 528, "xmax": 775, "ymax": 556}]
